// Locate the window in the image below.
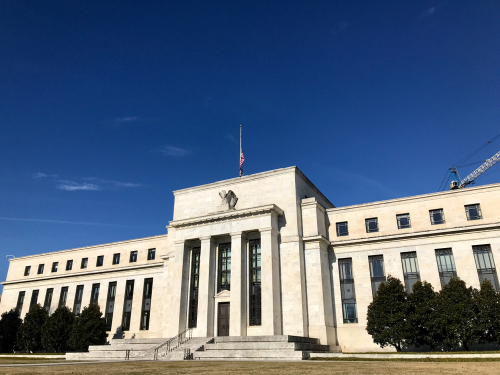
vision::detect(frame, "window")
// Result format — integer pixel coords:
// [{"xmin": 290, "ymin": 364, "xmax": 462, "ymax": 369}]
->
[
  {"xmin": 66, "ymin": 260, "xmax": 73, "ymax": 271},
  {"xmin": 105, "ymin": 282, "xmax": 117, "ymax": 331},
  {"xmin": 81, "ymin": 258, "xmax": 88, "ymax": 269},
  {"xmin": 365, "ymin": 218, "xmax": 379, "ymax": 233},
  {"xmin": 430, "ymin": 209, "xmax": 445, "ymax": 225},
  {"xmin": 24, "ymin": 266, "xmax": 31, "ymax": 276},
  {"xmin": 188, "ymin": 247, "xmax": 201, "ymax": 328},
  {"xmin": 129, "ymin": 251, "xmax": 138, "ymax": 263},
  {"xmin": 369, "ymin": 255, "xmax": 386, "ymax": 297},
  {"xmin": 44, "ymin": 288, "xmax": 53, "ymax": 313},
  {"xmin": 339, "ymin": 258, "xmax": 358, "ymax": 323},
  {"xmin": 140, "ymin": 278, "xmax": 153, "ymax": 330},
  {"xmin": 336, "ymin": 222, "xmax": 349, "ymax": 236},
  {"xmin": 249, "ymin": 239, "xmax": 262, "ymax": 326},
  {"xmin": 37, "ymin": 264, "xmax": 44, "ymax": 274},
  {"xmin": 59, "ymin": 286, "xmax": 68, "ymax": 307},
  {"xmin": 16, "ymin": 291, "xmax": 25, "ymax": 314},
  {"xmin": 465, "ymin": 204, "xmax": 482, "ymax": 221},
  {"xmin": 112, "ymin": 253, "xmax": 120, "ymax": 265},
  {"xmin": 90, "ymin": 283, "xmax": 100, "ymax": 304},
  {"xmin": 218, "ymin": 243, "xmax": 231, "ymax": 292},
  {"xmin": 122, "ymin": 280, "xmax": 135, "ymax": 331},
  {"xmin": 73, "ymin": 285, "xmax": 84, "ymax": 315},
  {"xmin": 397, "ymin": 214, "xmax": 411, "ymax": 229},
  {"xmin": 473, "ymin": 245, "xmax": 499, "ymax": 291},
  {"xmin": 29, "ymin": 290, "xmax": 39, "ymax": 310},
  {"xmin": 96, "ymin": 256, "xmax": 104, "ymax": 267},
  {"xmin": 147, "ymin": 248, "xmax": 156, "ymax": 260},
  {"xmin": 401, "ymin": 251, "xmax": 420, "ymax": 292},
  {"xmin": 435, "ymin": 248, "xmax": 457, "ymax": 287},
  {"xmin": 43, "ymin": 288, "xmax": 53, "ymax": 312},
  {"xmin": 52, "ymin": 262, "xmax": 59, "ymax": 272}
]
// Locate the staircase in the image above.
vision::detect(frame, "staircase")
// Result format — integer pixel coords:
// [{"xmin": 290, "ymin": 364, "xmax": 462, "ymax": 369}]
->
[
  {"xmin": 193, "ymin": 335, "xmax": 337, "ymax": 360},
  {"xmin": 159, "ymin": 337, "xmax": 214, "ymax": 360},
  {"xmin": 66, "ymin": 338, "xmax": 166, "ymax": 361}
]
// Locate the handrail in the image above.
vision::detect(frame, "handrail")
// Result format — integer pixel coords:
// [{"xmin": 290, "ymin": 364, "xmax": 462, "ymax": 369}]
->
[
  {"xmin": 125, "ymin": 349, "xmax": 130, "ymax": 360},
  {"xmin": 153, "ymin": 327, "xmax": 192, "ymax": 360}
]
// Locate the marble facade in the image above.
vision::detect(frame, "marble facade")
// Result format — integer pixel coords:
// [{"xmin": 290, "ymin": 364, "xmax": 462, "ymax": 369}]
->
[{"xmin": 1, "ymin": 166, "xmax": 499, "ymax": 352}]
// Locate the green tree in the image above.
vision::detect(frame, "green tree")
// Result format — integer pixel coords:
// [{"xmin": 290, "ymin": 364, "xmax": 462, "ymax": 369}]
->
[
  {"xmin": 41, "ymin": 306, "xmax": 74, "ymax": 352},
  {"xmin": 68, "ymin": 303, "xmax": 107, "ymax": 351},
  {"xmin": 366, "ymin": 276, "xmax": 409, "ymax": 351},
  {"xmin": 16, "ymin": 304, "xmax": 48, "ymax": 352},
  {"xmin": 432, "ymin": 277, "xmax": 479, "ymax": 350},
  {"xmin": 0, "ymin": 309, "xmax": 22, "ymax": 353},
  {"xmin": 476, "ymin": 279, "xmax": 500, "ymax": 345},
  {"xmin": 406, "ymin": 281, "xmax": 439, "ymax": 350}
]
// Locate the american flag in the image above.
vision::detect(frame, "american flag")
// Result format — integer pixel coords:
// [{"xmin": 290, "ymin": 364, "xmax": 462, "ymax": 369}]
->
[{"xmin": 239, "ymin": 151, "xmax": 245, "ymax": 177}]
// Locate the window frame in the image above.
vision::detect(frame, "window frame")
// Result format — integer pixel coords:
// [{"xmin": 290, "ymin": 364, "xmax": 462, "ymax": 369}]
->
[
  {"xmin": 396, "ymin": 213, "xmax": 411, "ymax": 229},
  {"xmin": 24, "ymin": 266, "xmax": 31, "ymax": 276},
  {"xmin": 401, "ymin": 251, "xmax": 421, "ymax": 293},
  {"xmin": 112, "ymin": 253, "xmax": 120, "ymax": 265},
  {"xmin": 96, "ymin": 255, "xmax": 104, "ymax": 267},
  {"xmin": 249, "ymin": 239, "xmax": 262, "ymax": 326},
  {"xmin": 473, "ymin": 244, "xmax": 499, "ymax": 291},
  {"xmin": 368, "ymin": 255, "xmax": 386, "ymax": 298},
  {"xmin": 465, "ymin": 204, "xmax": 482, "ymax": 221},
  {"xmin": 51, "ymin": 262, "xmax": 59, "ymax": 272},
  {"xmin": 336, "ymin": 221, "xmax": 349, "ymax": 237},
  {"xmin": 435, "ymin": 248, "xmax": 457, "ymax": 287},
  {"xmin": 147, "ymin": 248, "xmax": 156, "ymax": 260},
  {"xmin": 365, "ymin": 218, "xmax": 379, "ymax": 233},
  {"xmin": 66, "ymin": 260, "xmax": 73, "ymax": 271},
  {"xmin": 217, "ymin": 243, "xmax": 231, "ymax": 292},
  {"xmin": 129, "ymin": 251, "xmax": 138, "ymax": 263},
  {"xmin": 338, "ymin": 258, "xmax": 358, "ymax": 323},
  {"xmin": 37, "ymin": 264, "xmax": 44, "ymax": 274},
  {"xmin": 81, "ymin": 258, "xmax": 88, "ymax": 269},
  {"xmin": 188, "ymin": 247, "xmax": 201, "ymax": 329},
  {"xmin": 429, "ymin": 209, "xmax": 445, "ymax": 225}
]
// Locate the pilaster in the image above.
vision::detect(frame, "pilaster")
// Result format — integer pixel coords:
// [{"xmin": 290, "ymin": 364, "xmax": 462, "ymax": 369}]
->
[
  {"xmin": 197, "ymin": 236, "xmax": 216, "ymax": 336},
  {"xmin": 229, "ymin": 232, "xmax": 247, "ymax": 336}
]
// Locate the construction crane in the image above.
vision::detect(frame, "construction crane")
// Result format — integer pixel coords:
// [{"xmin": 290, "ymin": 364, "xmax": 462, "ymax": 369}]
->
[{"xmin": 449, "ymin": 149, "xmax": 500, "ymax": 189}]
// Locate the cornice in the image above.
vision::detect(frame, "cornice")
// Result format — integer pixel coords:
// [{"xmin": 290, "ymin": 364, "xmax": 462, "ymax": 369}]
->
[
  {"xmin": 169, "ymin": 204, "xmax": 284, "ymax": 229},
  {"xmin": 327, "ymin": 182, "xmax": 500, "ymax": 214},
  {"xmin": 331, "ymin": 222, "xmax": 500, "ymax": 248},
  {"xmin": 9, "ymin": 234, "xmax": 169, "ymax": 262},
  {"xmin": 2, "ymin": 262, "xmax": 164, "ymax": 286}
]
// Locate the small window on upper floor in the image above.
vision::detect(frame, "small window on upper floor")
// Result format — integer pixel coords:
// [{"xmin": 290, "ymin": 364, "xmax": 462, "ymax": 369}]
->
[
  {"xmin": 465, "ymin": 204, "xmax": 482, "ymax": 221},
  {"xmin": 81, "ymin": 258, "xmax": 88, "ymax": 269},
  {"xmin": 96, "ymin": 256, "xmax": 104, "ymax": 267},
  {"xmin": 112, "ymin": 253, "xmax": 120, "ymax": 265},
  {"xmin": 66, "ymin": 260, "xmax": 73, "ymax": 271},
  {"xmin": 130, "ymin": 251, "xmax": 138, "ymax": 263},
  {"xmin": 336, "ymin": 222, "xmax": 349, "ymax": 237},
  {"xmin": 147, "ymin": 248, "xmax": 156, "ymax": 260},
  {"xmin": 397, "ymin": 214, "xmax": 411, "ymax": 229},
  {"xmin": 430, "ymin": 209, "xmax": 445, "ymax": 225},
  {"xmin": 37, "ymin": 264, "xmax": 44, "ymax": 274},
  {"xmin": 24, "ymin": 266, "xmax": 31, "ymax": 276},
  {"xmin": 365, "ymin": 218, "xmax": 379, "ymax": 233},
  {"xmin": 51, "ymin": 262, "xmax": 58, "ymax": 272}
]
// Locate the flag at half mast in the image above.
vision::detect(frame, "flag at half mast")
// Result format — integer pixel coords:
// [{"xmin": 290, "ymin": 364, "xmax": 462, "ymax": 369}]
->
[{"xmin": 239, "ymin": 124, "xmax": 245, "ymax": 177}]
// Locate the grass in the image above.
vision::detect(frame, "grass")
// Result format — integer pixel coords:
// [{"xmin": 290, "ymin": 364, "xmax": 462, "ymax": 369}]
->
[
  {"xmin": 343, "ymin": 351, "xmax": 500, "ymax": 355},
  {"xmin": 0, "ymin": 360, "xmax": 499, "ymax": 375},
  {"xmin": 0, "ymin": 358, "xmax": 67, "ymax": 364},
  {"xmin": 310, "ymin": 357, "xmax": 500, "ymax": 362},
  {"xmin": 0, "ymin": 353, "xmax": 65, "ymax": 356}
]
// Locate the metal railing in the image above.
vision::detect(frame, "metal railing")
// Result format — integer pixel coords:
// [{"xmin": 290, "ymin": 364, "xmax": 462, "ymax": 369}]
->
[
  {"xmin": 125, "ymin": 349, "xmax": 130, "ymax": 360},
  {"xmin": 153, "ymin": 328, "xmax": 192, "ymax": 360}
]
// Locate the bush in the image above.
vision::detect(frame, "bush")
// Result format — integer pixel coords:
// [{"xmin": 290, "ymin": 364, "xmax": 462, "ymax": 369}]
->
[
  {"xmin": 476, "ymin": 279, "xmax": 500, "ymax": 346},
  {"xmin": 16, "ymin": 304, "xmax": 48, "ymax": 352},
  {"xmin": 0, "ymin": 309, "xmax": 22, "ymax": 352},
  {"xmin": 366, "ymin": 276, "xmax": 409, "ymax": 351},
  {"xmin": 406, "ymin": 281, "xmax": 439, "ymax": 350},
  {"xmin": 41, "ymin": 306, "xmax": 74, "ymax": 352},
  {"xmin": 432, "ymin": 278, "xmax": 480, "ymax": 350},
  {"xmin": 68, "ymin": 303, "xmax": 107, "ymax": 351}
]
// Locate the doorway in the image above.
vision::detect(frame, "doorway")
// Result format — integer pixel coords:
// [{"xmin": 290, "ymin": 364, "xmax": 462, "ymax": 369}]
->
[{"xmin": 218, "ymin": 302, "xmax": 230, "ymax": 336}]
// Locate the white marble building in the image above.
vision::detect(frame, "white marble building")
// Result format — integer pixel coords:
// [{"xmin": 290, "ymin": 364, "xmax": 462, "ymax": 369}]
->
[{"xmin": 2, "ymin": 166, "xmax": 499, "ymax": 352}]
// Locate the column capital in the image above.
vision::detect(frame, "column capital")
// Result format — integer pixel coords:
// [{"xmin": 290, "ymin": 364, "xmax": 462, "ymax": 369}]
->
[
  {"xmin": 199, "ymin": 236, "xmax": 215, "ymax": 242},
  {"xmin": 229, "ymin": 231, "xmax": 246, "ymax": 238}
]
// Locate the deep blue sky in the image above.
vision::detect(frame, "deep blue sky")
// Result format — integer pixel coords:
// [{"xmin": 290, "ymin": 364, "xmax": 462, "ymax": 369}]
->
[{"xmin": 1, "ymin": 1, "xmax": 500, "ymax": 288}]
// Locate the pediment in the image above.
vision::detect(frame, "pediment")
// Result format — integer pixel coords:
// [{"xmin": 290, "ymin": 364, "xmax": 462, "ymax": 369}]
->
[{"xmin": 214, "ymin": 289, "xmax": 230, "ymax": 298}]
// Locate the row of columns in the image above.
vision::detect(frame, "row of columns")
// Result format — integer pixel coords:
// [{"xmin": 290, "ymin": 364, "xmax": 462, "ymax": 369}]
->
[{"xmin": 171, "ymin": 227, "xmax": 281, "ymax": 338}]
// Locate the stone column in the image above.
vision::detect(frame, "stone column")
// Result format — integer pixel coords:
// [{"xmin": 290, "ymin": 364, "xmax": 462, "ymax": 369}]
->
[
  {"xmin": 230, "ymin": 232, "xmax": 247, "ymax": 336},
  {"xmin": 197, "ymin": 236, "xmax": 216, "ymax": 337},
  {"xmin": 167, "ymin": 240, "xmax": 190, "ymax": 336},
  {"xmin": 304, "ymin": 236, "xmax": 336, "ymax": 345},
  {"xmin": 260, "ymin": 227, "xmax": 282, "ymax": 335}
]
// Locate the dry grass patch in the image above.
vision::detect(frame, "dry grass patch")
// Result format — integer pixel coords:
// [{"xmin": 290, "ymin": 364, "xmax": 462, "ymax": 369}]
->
[{"xmin": 0, "ymin": 360, "xmax": 499, "ymax": 375}]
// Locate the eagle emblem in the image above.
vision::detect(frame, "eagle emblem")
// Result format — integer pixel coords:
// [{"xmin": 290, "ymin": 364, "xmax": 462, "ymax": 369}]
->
[{"xmin": 219, "ymin": 190, "xmax": 238, "ymax": 209}]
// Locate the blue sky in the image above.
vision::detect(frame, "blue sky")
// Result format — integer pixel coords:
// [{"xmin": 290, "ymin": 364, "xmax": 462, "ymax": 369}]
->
[{"xmin": 1, "ymin": 1, "xmax": 500, "ymax": 289}]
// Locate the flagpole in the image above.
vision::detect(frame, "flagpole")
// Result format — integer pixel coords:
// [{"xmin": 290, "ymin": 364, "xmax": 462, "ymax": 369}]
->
[{"xmin": 240, "ymin": 124, "xmax": 242, "ymax": 177}]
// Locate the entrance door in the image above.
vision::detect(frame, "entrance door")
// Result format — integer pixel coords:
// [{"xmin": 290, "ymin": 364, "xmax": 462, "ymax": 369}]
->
[{"xmin": 218, "ymin": 302, "xmax": 230, "ymax": 336}]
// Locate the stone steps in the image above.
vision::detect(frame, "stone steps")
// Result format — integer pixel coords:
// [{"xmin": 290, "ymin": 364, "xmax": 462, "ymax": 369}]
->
[
  {"xmin": 159, "ymin": 337, "xmax": 214, "ymax": 361},
  {"xmin": 205, "ymin": 341, "xmax": 330, "ymax": 352},
  {"xmin": 195, "ymin": 349, "xmax": 307, "ymax": 360}
]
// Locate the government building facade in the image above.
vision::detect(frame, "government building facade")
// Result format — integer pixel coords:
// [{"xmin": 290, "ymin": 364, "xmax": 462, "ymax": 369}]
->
[{"xmin": 1, "ymin": 166, "xmax": 499, "ymax": 352}]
